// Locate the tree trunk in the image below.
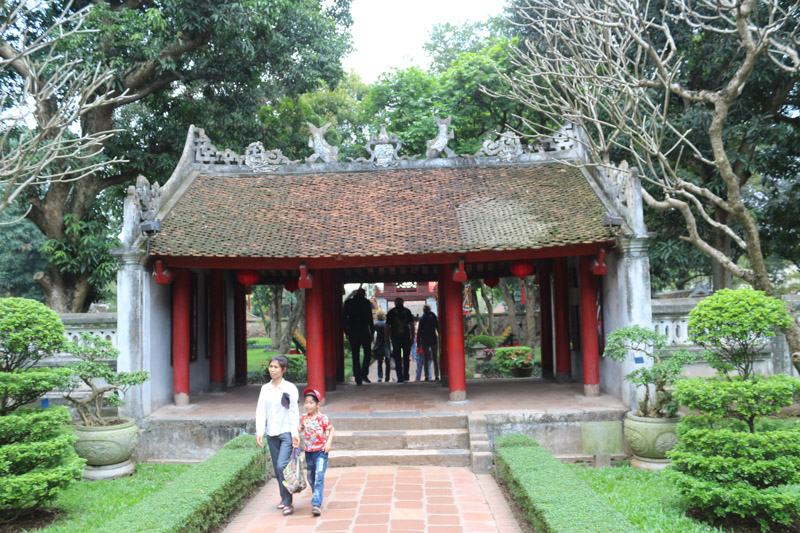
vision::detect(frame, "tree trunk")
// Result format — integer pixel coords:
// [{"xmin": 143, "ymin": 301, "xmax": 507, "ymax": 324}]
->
[
  {"xmin": 524, "ymin": 277, "xmax": 539, "ymax": 348},
  {"xmin": 269, "ymin": 286, "xmax": 283, "ymax": 346},
  {"xmin": 479, "ymin": 283, "xmax": 495, "ymax": 336},
  {"xmin": 711, "ymin": 211, "xmax": 732, "ymax": 291},
  {"xmin": 279, "ymin": 290, "xmax": 305, "ymax": 354},
  {"xmin": 33, "ymin": 266, "xmax": 92, "ymax": 312},
  {"xmin": 498, "ymin": 278, "xmax": 524, "ymax": 345},
  {"xmin": 471, "ymin": 282, "xmax": 489, "ymax": 336}
]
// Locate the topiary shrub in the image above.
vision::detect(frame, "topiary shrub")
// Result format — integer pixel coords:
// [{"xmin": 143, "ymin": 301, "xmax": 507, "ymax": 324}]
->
[
  {"xmin": 688, "ymin": 288, "xmax": 793, "ymax": 379},
  {"xmin": 467, "ymin": 334, "xmax": 497, "ymax": 349},
  {"xmin": 667, "ymin": 289, "xmax": 800, "ymax": 530},
  {"xmin": 0, "ymin": 407, "xmax": 84, "ymax": 512},
  {"xmin": 0, "ymin": 297, "xmax": 72, "ymax": 415},
  {"xmin": 0, "ymin": 298, "xmax": 84, "ymax": 514}
]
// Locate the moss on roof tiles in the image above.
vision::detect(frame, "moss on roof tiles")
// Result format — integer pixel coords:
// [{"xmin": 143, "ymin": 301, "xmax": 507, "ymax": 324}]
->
[{"xmin": 149, "ymin": 164, "xmax": 615, "ymax": 258}]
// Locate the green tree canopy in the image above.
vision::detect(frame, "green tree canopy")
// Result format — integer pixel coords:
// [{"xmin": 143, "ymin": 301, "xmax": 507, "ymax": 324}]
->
[{"xmin": 3, "ymin": 0, "xmax": 353, "ymax": 312}]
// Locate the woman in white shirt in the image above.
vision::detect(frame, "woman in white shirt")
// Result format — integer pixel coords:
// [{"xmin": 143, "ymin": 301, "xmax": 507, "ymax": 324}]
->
[{"xmin": 256, "ymin": 355, "xmax": 300, "ymax": 515}]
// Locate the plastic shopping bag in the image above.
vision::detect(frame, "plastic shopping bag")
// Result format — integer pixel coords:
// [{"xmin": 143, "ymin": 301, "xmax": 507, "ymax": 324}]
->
[{"xmin": 282, "ymin": 448, "xmax": 307, "ymax": 493}]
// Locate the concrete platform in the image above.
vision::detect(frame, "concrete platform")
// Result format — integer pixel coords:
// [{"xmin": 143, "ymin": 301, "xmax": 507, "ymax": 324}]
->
[{"xmin": 136, "ymin": 378, "xmax": 628, "ymax": 463}]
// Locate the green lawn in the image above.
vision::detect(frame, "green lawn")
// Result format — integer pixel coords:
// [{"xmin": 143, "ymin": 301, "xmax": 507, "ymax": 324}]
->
[
  {"xmin": 570, "ymin": 463, "xmax": 722, "ymax": 532},
  {"xmin": 38, "ymin": 463, "xmax": 192, "ymax": 532},
  {"xmin": 246, "ymin": 336, "xmax": 277, "ymax": 371}
]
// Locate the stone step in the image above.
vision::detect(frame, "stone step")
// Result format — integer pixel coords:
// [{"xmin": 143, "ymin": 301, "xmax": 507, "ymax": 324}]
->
[
  {"xmin": 329, "ymin": 411, "xmax": 467, "ymax": 431},
  {"xmin": 334, "ymin": 428, "xmax": 469, "ymax": 451},
  {"xmin": 329, "ymin": 448, "xmax": 471, "ymax": 468},
  {"xmin": 471, "ymin": 451, "xmax": 493, "ymax": 474},
  {"xmin": 470, "ymin": 439, "xmax": 491, "ymax": 453}
]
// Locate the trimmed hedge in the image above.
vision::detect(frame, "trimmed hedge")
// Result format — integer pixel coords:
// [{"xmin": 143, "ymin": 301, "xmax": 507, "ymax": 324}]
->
[
  {"xmin": 98, "ymin": 434, "xmax": 267, "ymax": 533},
  {"xmin": 495, "ymin": 434, "xmax": 634, "ymax": 532}
]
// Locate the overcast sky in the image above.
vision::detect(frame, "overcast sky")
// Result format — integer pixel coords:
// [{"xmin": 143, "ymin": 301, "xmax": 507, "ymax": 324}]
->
[{"xmin": 341, "ymin": 0, "xmax": 508, "ymax": 83}]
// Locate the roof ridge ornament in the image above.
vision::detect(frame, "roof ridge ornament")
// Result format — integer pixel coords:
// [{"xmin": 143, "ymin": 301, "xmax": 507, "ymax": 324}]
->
[
  {"xmin": 350, "ymin": 124, "xmax": 410, "ymax": 168},
  {"xmin": 245, "ymin": 142, "xmax": 298, "ymax": 172},
  {"xmin": 473, "ymin": 131, "xmax": 527, "ymax": 161},
  {"xmin": 532, "ymin": 122, "xmax": 577, "ymax": 153},
  {"xmin": 306, "ymin": 122, "xmax": 340, "ymax": 164},
  {"xmin": 426, "ymin": 116, "xmax": 456, "ymax": 159},
  {"xmin": 192, "ymin": 128, "xmax": 246, "ymax": 166}
]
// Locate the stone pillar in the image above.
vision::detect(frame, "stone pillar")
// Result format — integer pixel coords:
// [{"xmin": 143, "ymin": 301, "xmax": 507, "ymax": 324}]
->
[
  {"xmin": 305, "ymin": 272, "xmax": 325, "ymax": 400},
  {"xmin": 553, "ymin": 257, "xmax": 571, "ymax": 383},
  {"xmin": 538, "ymin": 259, "xmax": 554, "ymax": 378},
  {"xmin": 620, "ymin": 237, "xmax": 653, "ymax": 408},
  {"xmin": 579, "ymin": 256, "xmax": 600, "ymax": 397},
  {"xmin": 172, "ymin": 270, "xmax": 191, "ymax": 406},
  {"xmin": 113, "ymin": 250, "xmax": 152, "ymax": 419},
  {"xmin": 443, "ymin": 271, "xmax": 466, "ymax": 401},
  {"xmin": 233, "ymin": 281, "xmax": 248, "ymax": 386},
  {"xmin": 209, "ymin": 269, "xmax": 226, "ymax": 392}
]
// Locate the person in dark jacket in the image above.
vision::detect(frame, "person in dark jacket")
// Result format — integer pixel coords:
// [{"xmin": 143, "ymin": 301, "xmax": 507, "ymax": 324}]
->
[
  {"xmin": 342, "ymin": 288, "xmax": 374, "ymax": 385},
  {"xmin": 416, "ymin": 304, "xmax": 439, "ymax": 381},
  {"xmin": 385, "ymin": 297, "xmax": 415, "ymax": 383}
]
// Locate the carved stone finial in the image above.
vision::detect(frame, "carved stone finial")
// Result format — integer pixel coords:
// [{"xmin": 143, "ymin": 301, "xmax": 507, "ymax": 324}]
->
[
  {"xmin": 474, "ymin": 131, "xmax": 526, "ymax": 161},
  {"xmin": 306, "ymin": 122, "xmax": 339, "ymax": 164},
  {"xmin": 135, "ymin": 175, "xmax": 160, "ymax": 222},
  {"xmin": 357, "ymin": 124, "xmax": 403, "ymax": 167},
  {"xmin": 245, "ymin": 142, "xmax": 298, "ymax": 172},
  {"xmin": 606, "ymin": 160, "xmax": 631, "ymax": 205},
  {"xmin": 426, "ymin": 116, "xmax": 456, "ymax": 159}
]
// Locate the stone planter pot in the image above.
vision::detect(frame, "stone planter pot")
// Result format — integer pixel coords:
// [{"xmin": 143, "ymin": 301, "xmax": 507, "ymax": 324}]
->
[
  {"xmin": 623, "ymin": 412, "xmax": 680, "ymax": 471},
  {"xmin": 510, "ymin": 366, "xmax": 534, "ymax": 378},
  {"xmin": 73, "ymin": 417, "xmax": 139, "ymax": 480}
]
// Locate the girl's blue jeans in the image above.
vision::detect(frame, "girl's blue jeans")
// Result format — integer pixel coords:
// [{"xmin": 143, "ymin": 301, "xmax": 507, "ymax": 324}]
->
[{"xmin": 305, "ymin": 449, "xmax": 328, "ymax": 507}]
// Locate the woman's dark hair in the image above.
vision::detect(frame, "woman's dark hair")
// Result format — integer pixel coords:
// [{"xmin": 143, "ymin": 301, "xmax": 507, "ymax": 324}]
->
[{"xmin": 270, "ymin": 355, "xmax": 289, "ymax": 371}]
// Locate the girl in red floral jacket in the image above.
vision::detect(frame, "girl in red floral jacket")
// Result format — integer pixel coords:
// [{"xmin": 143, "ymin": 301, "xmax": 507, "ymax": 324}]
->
[{"xmin": 299, "ymin": 387, "xmax": 334, "ymax": 517}]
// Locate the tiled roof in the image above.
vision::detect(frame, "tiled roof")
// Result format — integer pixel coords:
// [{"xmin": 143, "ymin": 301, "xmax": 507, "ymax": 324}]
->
[{"xmin": 149, "ymin": 163, "xmax": 615, "ymax": 259}]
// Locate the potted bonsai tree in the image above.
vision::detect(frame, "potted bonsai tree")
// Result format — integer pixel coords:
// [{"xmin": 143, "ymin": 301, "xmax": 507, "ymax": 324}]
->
[
  {"xmin": 604, "ymin": 325, "xmax": 696, "ymax": 469},
  {"xmin": 61, "ymin": 333, "xmax": 149, "ymax": 480}
]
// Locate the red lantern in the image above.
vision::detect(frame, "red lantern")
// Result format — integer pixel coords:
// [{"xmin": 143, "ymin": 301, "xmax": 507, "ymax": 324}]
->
[
  {"xmin": 236, "ymin": 269, "xmax": 260, "ymax": 287},
  {"xmin": 236, "ymin": 269, "xmax": 260, "ymax": 310},
  {"xmin": 510, "ymin": 260, "xmax": 534, "ymax": 279},
  {"xmin": 284, "ymin": 279, "xmax": 299, "ymax": 293},
  {"xmin": 483, "ymin": 275, "xmax": 500, "ymax": 288}
]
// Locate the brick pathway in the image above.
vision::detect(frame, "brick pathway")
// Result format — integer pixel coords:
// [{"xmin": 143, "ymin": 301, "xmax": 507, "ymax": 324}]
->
[{"xmin": 224, "ymin": 466, "xmax": 522, "ymax": 533}]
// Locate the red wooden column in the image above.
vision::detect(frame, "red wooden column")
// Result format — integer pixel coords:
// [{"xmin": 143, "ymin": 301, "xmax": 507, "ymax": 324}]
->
[
  {"xmin": 233, "ymin": 281, "xmax": 248, "ymax": 386},
  {"xmin": 552, "ymin": 257, "xmax": 571, "ymax": 383},
  {"xmin": 209, "ymin": 269, "xmax": 226, "ymax": 392},
  {"xmin": 437, "ymin": 268, "xmax": 449, "ymax": 386},
  {"xmin": 538, "ymin": 260, "xmax": 554, "ymax": 378},
  {"xmin": 322, "ymin": 270, "xmax": 337, "ymax": 391},
  {"xmin": 305, "ymin": 271, "xmax": 326, "ymax": 401},
  {"xmin": 579, "ymin": 256, "xmax": 601, "ymax": 397},
  {"xmin": 331, "ymin": 271, "xmax": 345, "ymax": 383},
  {"xmin": 443, "ymin": 270, "xmax": 466, "ymax": 401},
  {"xmin": 172, "ymin": 269, "xmax": 191, "ymax": 406}
]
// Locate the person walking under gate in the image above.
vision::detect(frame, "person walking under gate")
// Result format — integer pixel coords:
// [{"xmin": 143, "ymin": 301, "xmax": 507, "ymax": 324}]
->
[
  {"xmin": 373, "ymin": 309, "xmax": 391, "ymax": 382},
  {"xmin": 416, "ymin": 304, "xmax": 440, "ymax": 381},
  {"xmin": 342, "ymin": 288, "xmax": 374, "ymax": 385},
  {"xmin": 385, "ymin": 297, "xmax": 415, "ymax": 383},
  {"xmin": 255, "ymin": 355, "xmax": 300, "ymax": 516}
]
